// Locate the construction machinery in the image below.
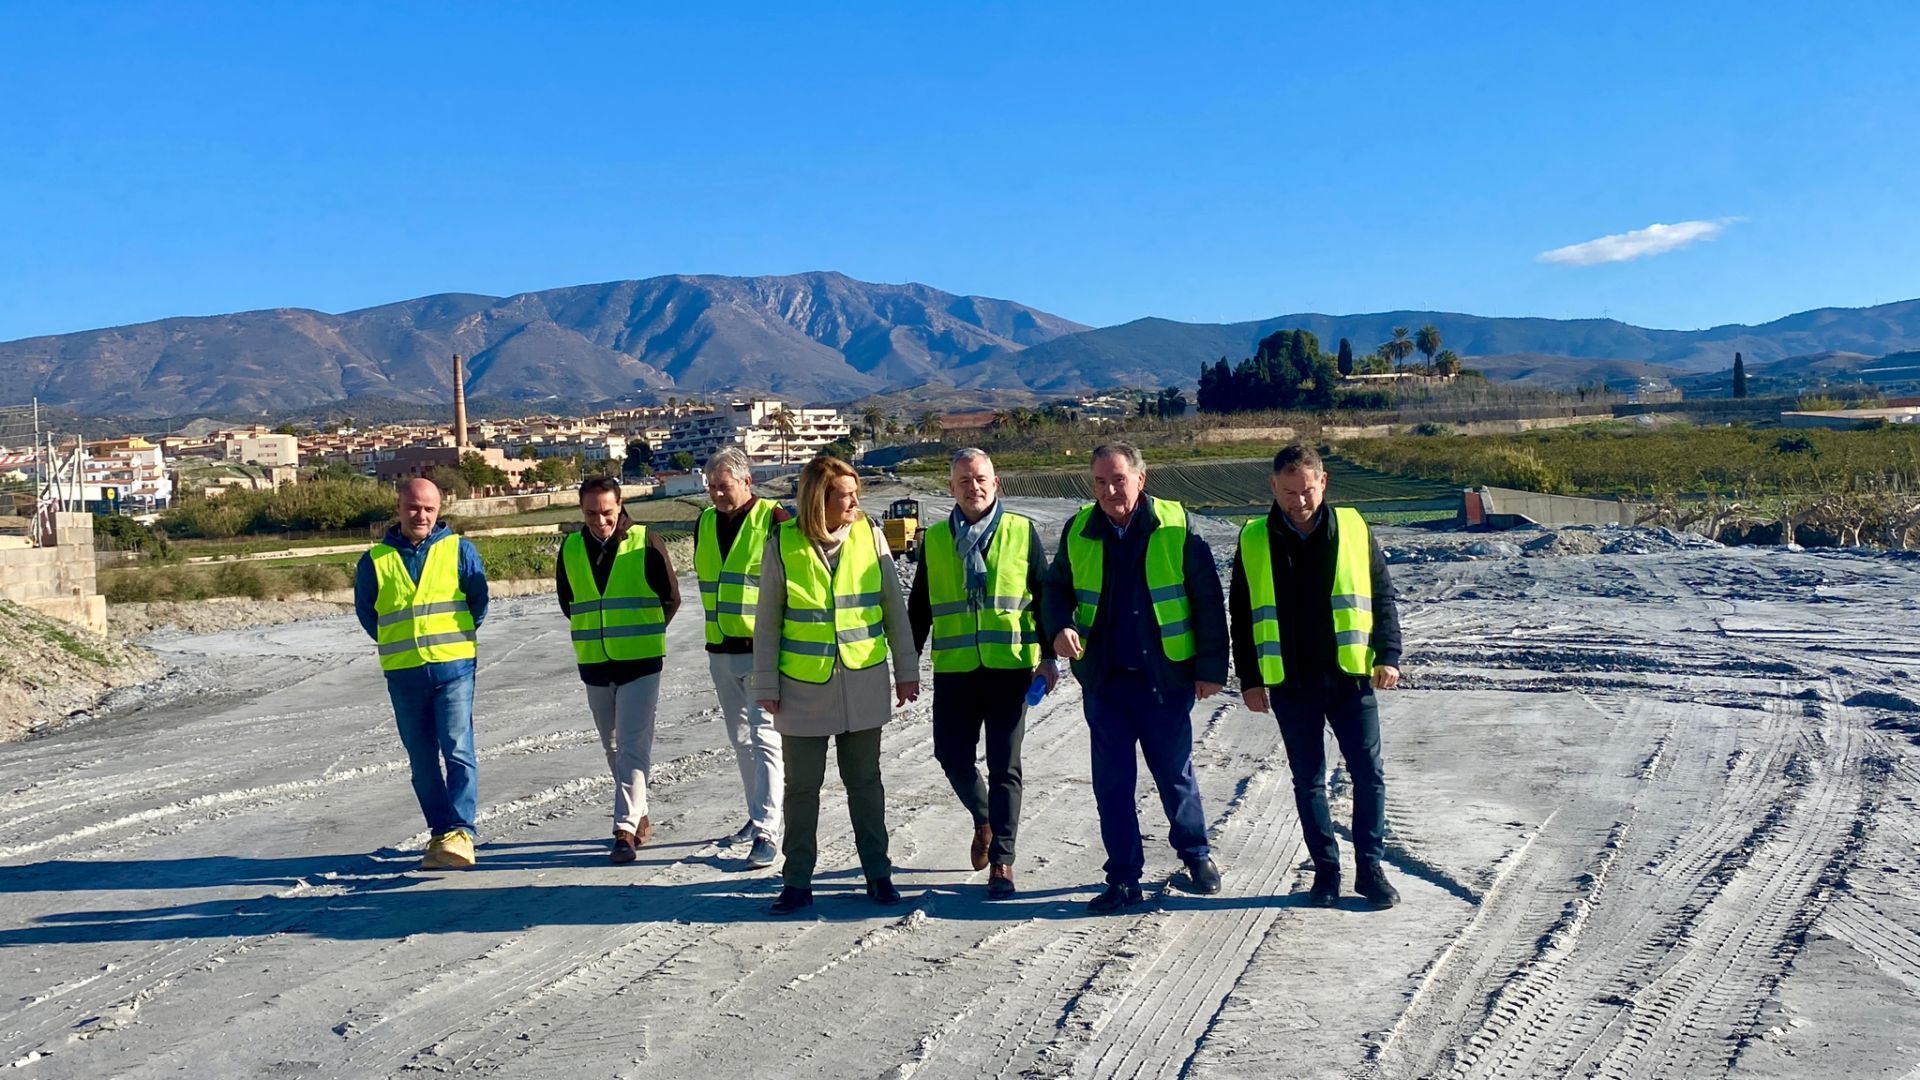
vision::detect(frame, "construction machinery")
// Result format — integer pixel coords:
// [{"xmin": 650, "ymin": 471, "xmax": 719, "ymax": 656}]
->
[{"xmin": 881, "ymin": 497, "xmax": 926, "ymax": 560}]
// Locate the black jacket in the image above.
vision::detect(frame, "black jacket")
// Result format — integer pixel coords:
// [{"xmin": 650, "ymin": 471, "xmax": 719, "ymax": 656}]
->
[
  {"xmin": 1228, "ymin": 504, "xmax": 1402, "ymax": 691},
  {"xmin": 1041, "ymin": 499, "xmax": 1229, "ymax": 697},
  {"xmin": 554, "ymin": 511, "xmax": 682, "ymax": 686}
]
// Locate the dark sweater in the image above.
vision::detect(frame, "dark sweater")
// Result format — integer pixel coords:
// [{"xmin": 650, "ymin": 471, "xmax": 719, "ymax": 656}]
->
[
  {"xmin": 690, "ymin": 498, "xmax": 792, "ymax": 655},
  {"xmin": 554, "ymin": 512, "xmax": 682, "ymax": 685},
  {"xmin": 1228, "ymin": 504, "xmax": 1403, "ymax": 691},
  {"xmin": 1040, "ymin": 499, "xmax": 1229, "ymax": 698}
]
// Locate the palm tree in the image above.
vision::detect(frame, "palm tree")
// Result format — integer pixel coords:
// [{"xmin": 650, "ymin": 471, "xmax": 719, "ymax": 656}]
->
[
  {"xmin": 1414, "ymin": 324, "xmax": 1442, "ymax": 369},
  {"xmin": 915, "ymin": 410, "xmax": 944, "ymax": 442},
  {"xmin": 1388, "ymin": 326, "xmax": 1414, "ymax": 371},
  {"xmin": 769, "ymin": 406, "xmax": 798, "ymax": 464},
  {"xmin": 861, "ymin": 405, "xmax": 887, "ymax": 444},
  {"xmin": 990, "ymin": 409, "xmax": 1013, "ymax": 433},
  {"xmin": 1434, "ymin": 349, "xmax": 1462, "ymax": 377}
]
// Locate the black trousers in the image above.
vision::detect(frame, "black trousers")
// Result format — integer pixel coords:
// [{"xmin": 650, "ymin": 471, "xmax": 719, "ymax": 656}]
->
[
  {"xmin": 1271, "ymin": 673, "xmax": 1387, "ymax": 870},
  {"xmin": 931, "ymin": 668, "xmax": 1029, "ymax": 865}
]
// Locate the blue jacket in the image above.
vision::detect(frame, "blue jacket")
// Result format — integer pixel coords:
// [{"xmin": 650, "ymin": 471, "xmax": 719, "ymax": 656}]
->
[{"xmin": 354, "ymin": 523, "xmax": 490, "ymax": 683}]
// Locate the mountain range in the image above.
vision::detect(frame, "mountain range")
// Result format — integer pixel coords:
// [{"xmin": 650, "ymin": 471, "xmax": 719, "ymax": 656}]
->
[{"xmin": 5, "ymin": 272, "xmax": 1920, "ymax": 417}]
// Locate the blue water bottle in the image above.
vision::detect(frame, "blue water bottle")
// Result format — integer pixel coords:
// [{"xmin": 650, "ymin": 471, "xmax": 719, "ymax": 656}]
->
[{"xmin": 1025, "ymin": 672, "xmax": 1049, "ymax": 708}]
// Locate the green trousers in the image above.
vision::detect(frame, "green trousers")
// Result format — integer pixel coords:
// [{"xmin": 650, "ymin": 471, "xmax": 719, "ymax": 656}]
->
[{"xmin": 780, "ymin": 727, "xmax": 891, "ymax": 887}]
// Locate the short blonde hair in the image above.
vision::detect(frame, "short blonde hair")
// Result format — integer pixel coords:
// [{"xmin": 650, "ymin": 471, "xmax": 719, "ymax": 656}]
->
[{"xmin": 794, "ymin": 455, "xmax": 860, "ymax": 541}]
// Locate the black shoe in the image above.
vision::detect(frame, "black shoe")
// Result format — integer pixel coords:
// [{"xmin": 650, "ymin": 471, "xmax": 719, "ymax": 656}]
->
[
  {"xmin": 1087, "ymin": 882, "xmax": 1144, "ymax": 914},
  {"xmin": 1309, "ymin": 865, "xmax": 1339, "ymax": 907},
  {"xmin": 769, "ymin": 886, "xmax": 814, "ymax": 915},
  {"xmin": 866, "ymin": 876, "xmax": 902, "ymax": 905},
  {"xmin": 1183, "ymin": 857, "xmax": 1223, "ymax": 895},
  {"xmin": 1355, "ymin": 862, "xmax": 1400, "ymax": 909},
  {"xmin": 609, "ymin": 830, "xmax": 637, "ymax": 865}
]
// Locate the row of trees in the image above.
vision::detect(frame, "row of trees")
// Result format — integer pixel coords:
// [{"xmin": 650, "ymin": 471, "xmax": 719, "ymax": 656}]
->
[{"xmin": 1196, "ymin": 329, "xmax": 1343, "ymax": 413}]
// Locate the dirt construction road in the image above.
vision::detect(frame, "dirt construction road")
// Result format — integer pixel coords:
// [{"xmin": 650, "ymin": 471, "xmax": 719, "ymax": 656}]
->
[{"xmin": 4, "ymin": 501, "xmax": 1919, "ymax": 1078}]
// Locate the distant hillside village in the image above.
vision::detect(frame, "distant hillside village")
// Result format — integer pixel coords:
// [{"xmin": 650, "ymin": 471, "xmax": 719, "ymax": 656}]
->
[{"xmin": 0, "ymin": 390, "xmax": 1149, "ymax": 519}]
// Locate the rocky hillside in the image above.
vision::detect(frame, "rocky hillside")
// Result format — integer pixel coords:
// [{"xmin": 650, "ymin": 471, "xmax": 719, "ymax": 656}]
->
[{"xmin": 0, "ymin": 600, "xmax": 159, "ymax": 740}]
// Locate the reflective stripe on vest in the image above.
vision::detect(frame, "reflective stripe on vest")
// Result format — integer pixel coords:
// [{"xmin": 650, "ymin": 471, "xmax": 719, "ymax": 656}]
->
[
  {"xmin": 1237, "ymin": 506, "xmax": 1376, "ymax": 684},
  {"xmin": 777, "ymin": 517, "xmax": 888, "ymax": 684},
  {"xmin": 563, "ymin": 527, "xmax": 665, "ymax": 665},
  {"xmin": 696, "ymin": 499, "xmax": 774, "ymax": 645},
  {"xmin": 371, "ymin": 537, "xmax": 476, "ymax": 672},
  {"xmin": 924, "ymin": 510, "xmax": 1040, "ymax": 673},
  {"xmin": 1065, "ymin": 496, "xmax": 1195, "ymax": 663}
]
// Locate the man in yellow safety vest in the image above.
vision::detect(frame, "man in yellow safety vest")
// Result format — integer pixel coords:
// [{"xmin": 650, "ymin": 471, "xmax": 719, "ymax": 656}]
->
[
  {"xmin": 353, "ymin": 477, "xmax": 490, "ymax": 870},
  {"xmin": 1231, "ymin": 443, "xmax": 1404, "ymax": 909},
  {"xmin": 909, "ymin": 448, "xmax": 1056, "ymax": 899},
  {"xmin": 555, "ymin": 474, "xmax": 681, "ymax": 864},
  {"xmin": 1042, "ymin": 442, "xmax": 1230, "ymax": 915}
]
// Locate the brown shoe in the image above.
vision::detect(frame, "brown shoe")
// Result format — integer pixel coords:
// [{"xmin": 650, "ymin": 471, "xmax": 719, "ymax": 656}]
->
[
  {"xmin": 970, "ymin": 822, "xmax": 992, "ymax": 872},
  {"xmin": 988, "ymin": 863, "xmax": 1015, "ymax": 899},
  {"xmin": 635, "ymin": 815, "xmax": 654, "ymax": 846},
  {"xmin": 610, "ymin": 830, "xmax": 637, "ymax": 865}
]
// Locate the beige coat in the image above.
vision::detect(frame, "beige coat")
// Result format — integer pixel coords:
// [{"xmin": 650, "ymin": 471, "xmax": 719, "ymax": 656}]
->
[{"xmin": 752, "ymin": 517, "xmax": 920, "ymax": 738}]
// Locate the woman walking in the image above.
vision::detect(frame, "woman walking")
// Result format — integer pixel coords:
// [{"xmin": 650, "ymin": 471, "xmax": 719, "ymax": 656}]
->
[{"xmin": 755, "ymin": 455, "xmax": 920, "ymax": 914}]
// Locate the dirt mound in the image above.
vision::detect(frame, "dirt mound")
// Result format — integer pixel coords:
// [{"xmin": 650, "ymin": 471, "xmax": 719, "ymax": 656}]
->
[{"xmin": 0, "ymin": 600, "xmax": 160, "ymax": 740}]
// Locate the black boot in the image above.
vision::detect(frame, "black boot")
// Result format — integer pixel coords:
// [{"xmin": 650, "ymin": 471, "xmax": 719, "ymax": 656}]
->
[
  {"xmin": 1308, "ymin": 864, "xmax": 1339, "ymax": 907},
  {"xmin": 1087, "ymin": 882, "xmax": 1144, "ymax": 914},
  {"xmin": 769, "ymin": 885, "xmax": 814, "ymax": 915},
  {"xmin": 1183, "ymin": 856, "xmax": 1223, "ymax": 895},
  {"xmin": 866, "ymin": 876, "xmax": 902, "ymax": 905},
  {"xmin": 1355, "ymin": 862, "xmax": 1400, "ymax": 909}
]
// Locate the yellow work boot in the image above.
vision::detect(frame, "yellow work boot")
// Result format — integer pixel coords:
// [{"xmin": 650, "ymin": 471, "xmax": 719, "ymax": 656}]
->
[
  {"xmin": 419, "ymin": 830, "xmax": 450, "ymax": 870},
  {"xmin": 437, "ymin": 829, "xmax": 476, "ymax": 869}
]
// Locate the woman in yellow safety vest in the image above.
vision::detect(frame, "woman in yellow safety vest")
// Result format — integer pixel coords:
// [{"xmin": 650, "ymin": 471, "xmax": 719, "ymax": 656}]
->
[{"xmin": 752, "ymin": 455, "xmax": 920, "ymax": 915}]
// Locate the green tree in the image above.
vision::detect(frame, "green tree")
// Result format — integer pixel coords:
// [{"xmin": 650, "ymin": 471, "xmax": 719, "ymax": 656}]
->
[
  {"xmin": 860, "ymin": 405, "xmax": 887, "ymax": 443},
  {"xmin": 457, "ymin": 451, "xmax": 509, "ymax": 490},
  {"xmin": 531, "ymin": 457, "xmax": 576, "ymax": 488},
  {"xmin": 624, "ymin": 440, "xmax": 654, "ymax": 476},
  {"xmin": 1434, "ymin": 349, "xmax": 1463, "ymax": 377},
  {"xmin": 517, "ymin": 443, "xmax": 541, "ymax": 460},
  {"xmin": 821, "ymin": 439, "xmax": 856, "ymax": 461},
  {"xmin": 916, "ymin": 411, "xmax": 943, "ymax": 441},
  {"xmin": 1732, "ymin": 352, "xmax": 1748, "ymax": 398},
  {"xmin": 769, "ymin": 406, "xmax": 799, "ymax": 464},
  {"xmin": 671, "ymin": 450, "xmax": 697, "ymax": 471},
  {"xmin": 1387, "ymin": 326, "xmax": 1415, "ymax": 371},
  {"xmin": 430, "ymin": 466, "xmax": 472, "ymax": 499},
  {"xmin": 1414, "ymin": 324, "xmax": 1443, "ymax": 368},
  {"xmin": 1337, "ymin": 338, "xmax": 1355, "ymax": 377}
]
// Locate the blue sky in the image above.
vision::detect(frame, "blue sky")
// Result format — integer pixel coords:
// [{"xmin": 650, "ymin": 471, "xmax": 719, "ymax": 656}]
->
[{"xmin": 2, "ymin": 1, "xmax": 1916, "ymax": 342}]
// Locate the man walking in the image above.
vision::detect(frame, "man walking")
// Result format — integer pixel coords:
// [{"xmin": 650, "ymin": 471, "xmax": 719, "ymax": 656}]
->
[
  {"xmin": 694, "ymin": 447, "xmax": 790, "ymax": 868},
  {"xmin": 354, "ymin": 477, "xmax": 489, "ymax": 870},
  {"xmin": 1043, "ymin": 443, "xmax": 1229, "ymax": 914},
  {"xmin": 1230, "ymin": 443, "xmax": 1404, "ymax": 908},
  {"xmin": 909, "ymin": 449, "xmax": 1055, "ymax": 899},
  {"xmin": 556, "ymin": 475, "xmax": 681, "ymax": 864}
]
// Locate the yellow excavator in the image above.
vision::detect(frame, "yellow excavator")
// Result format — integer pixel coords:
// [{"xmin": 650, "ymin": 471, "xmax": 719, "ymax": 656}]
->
[{"xmin": 881, "ymin": 497, "xmax": 926, "ymax": 560}]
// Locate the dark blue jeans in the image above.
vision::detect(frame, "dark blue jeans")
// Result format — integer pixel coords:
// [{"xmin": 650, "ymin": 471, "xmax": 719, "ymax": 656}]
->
[
  {"xmin": 384, "ymin": 661, "xmax": 479, "ymax": 837},
  {"xmin": 1272, "ymin": 674, "xmax": 1386, "ymax": 869},
  {"xmin": 1084, "ymin": 672, "xmax": 1210, "ymax": 885}
]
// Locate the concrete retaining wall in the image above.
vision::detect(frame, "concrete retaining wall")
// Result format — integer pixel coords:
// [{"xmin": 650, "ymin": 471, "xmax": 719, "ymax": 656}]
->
[
  {"xmin": 446, "ymin": 483, "xmax": 657, "ymax": 519},
  {"xmin": 0, "ymin": 512, "xmax": 107, "ymax": 633},
  {"xmin": 1471, "ymin": 486, "xmax": 1639, "ymax": 528}
]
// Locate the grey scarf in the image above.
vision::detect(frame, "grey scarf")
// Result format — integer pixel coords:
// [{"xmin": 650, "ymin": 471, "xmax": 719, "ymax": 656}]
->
[{"xmin": 950, "ymin": 500, "xmax": 1003, "ymax": 607}]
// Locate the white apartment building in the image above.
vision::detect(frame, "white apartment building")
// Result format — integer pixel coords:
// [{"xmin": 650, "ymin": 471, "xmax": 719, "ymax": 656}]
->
[
  {"xmin": 82, "ymin": 438, "xmax": 173, "ymax": 510},
  {"xmin": 656, "ymin": 399, "xmax": 851, "ymax": 467},
  {"xmin": 224, "ymin": 433, "xmax": 301, "ymax": 467}
]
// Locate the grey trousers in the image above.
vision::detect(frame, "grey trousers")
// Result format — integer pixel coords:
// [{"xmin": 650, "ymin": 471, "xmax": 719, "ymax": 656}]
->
[
  {"xmin": 710, "ymin": 651, "xmax": 783, "ymax": 837},
  {"xmin": 585, "ymin": 673, "xmax": 660, "ymax": 834}
]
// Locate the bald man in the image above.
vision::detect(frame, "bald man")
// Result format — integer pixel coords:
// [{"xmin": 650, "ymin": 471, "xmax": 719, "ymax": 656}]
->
[{"xmin": 354, "ymin": 477, "xmax": 491, "ymax": 869}]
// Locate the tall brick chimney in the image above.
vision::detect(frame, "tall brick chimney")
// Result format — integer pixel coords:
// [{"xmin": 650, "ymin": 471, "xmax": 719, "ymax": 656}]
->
[{"xmin": 452, "ymin": 353, "xmax": 469, "ymax": 450}]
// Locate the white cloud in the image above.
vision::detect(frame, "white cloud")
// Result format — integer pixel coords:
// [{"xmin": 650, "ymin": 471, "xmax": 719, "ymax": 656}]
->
[{"xmin": 1537, "ymin": 218, "xmax": 1738, "ymax": 267}]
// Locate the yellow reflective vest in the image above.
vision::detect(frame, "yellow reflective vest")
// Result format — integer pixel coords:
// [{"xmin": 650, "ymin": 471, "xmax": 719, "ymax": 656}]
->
[
  {"xmin": 1236, "ymin": 506, "xmax": 1376, "ymax": 685},
  {"xmin": 1066, "ymin": 496, "xmax": 1195, "ymax": 663},
  {"xmin": 696, "ymin": 499, "xmax": 775, "ymax": 645},
  {"xmin": 924, "ymin": 510, "xmax": 1041, "ymax": 673},
  {"xmin": 777, "ymin": 517, "xmax": 888, "ymax": 684},
  {"xmin": 563, "ymin": 527, "xmax": 666, "ymax": 665},
  {"xmin": 370, "ymin": 536, "xmax": 477, "ymax": 672}
]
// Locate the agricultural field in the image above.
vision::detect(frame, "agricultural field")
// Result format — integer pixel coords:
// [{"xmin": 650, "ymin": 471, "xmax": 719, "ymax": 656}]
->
[
  {"xmin": 1339, "ymin": 423, "xmax": 1920, "ymax": 497},
  {"xmin": 997, "ymin": 455, "xmax": 1456, "ymax": 510}
]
